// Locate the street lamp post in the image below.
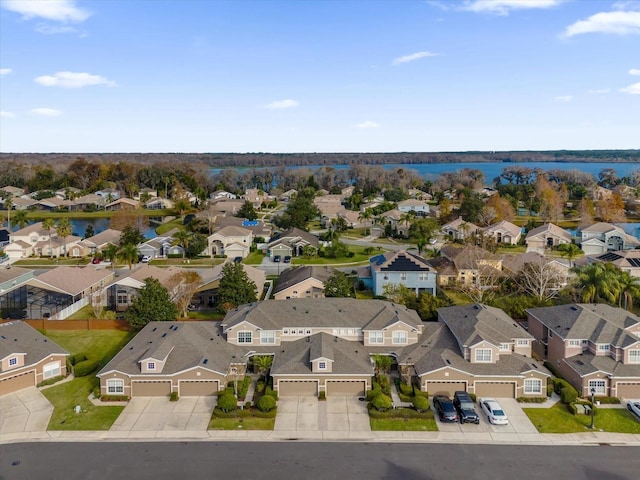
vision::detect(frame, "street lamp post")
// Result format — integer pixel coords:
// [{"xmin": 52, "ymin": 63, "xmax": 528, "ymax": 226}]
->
[{"xmin": 589, "ymin": 387, "xmax": 596, "ymax": 429}]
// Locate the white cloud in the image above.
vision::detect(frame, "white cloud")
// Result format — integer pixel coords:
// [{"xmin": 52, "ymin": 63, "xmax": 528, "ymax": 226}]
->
[
  {"xmin": 0, "ymin": 111, "xmax": 16, "ymax": 118},
  {"xmin": 354, "ymin": 121, "xmax": 381, "ymax": 129},
  {"xmin": 34, "ymin": 71, "xmax": 116, "ymax": 88},
  {"xmin": 0, "ymin": 68, "xmax": 12, "ymax": 75},
  {"xmin": 554, "ymin": 95, "xmax": 573, "ymax": 102},
  {"xmin": 463, "ymin": 0, "xmax": 562, "ymax": 15},
  {"xmin": 30, "ymin": 108, "xmax": 62, "ymax": 116},
  {"xmin": 620, "ymin": 81, "xmax": 640, "ymax": 94},
  {"xmin": 587, "ymin": 88, "xmax": 611, "ymax": 94},
  {"xmin": 629, "ymin": 68, "xmax": 640, "ymax": 75},
  {"xmin": 264, "ymin": 99, "xmax": 299, "ymax": 109},
  {"xmin": 563, "ymin": 10, "xmax": 640, "ymax": 37},
  {"xmin": 1, "ymin": 0, "xmax": 90, "ymax": 23},
  {"xmin": 392, "ymin": 51, "xmax": 440, "ymax": 66},
  {"xmin": 35, "ymin": 23, "xmax": 77, "ymax": 34}
]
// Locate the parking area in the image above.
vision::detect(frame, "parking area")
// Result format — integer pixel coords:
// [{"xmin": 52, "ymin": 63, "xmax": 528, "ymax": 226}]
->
[
  {"xmin": 433, "ymin": 398, "xmax": 538, "ymax": 436},
  {"xmin": 274, "ymin": 396, "xmax": 370, "ymax": 432},
  {"xmin": 0, "ymin": 387, "xmax": 54, "ymax": 433},
  {"xmin": 110, "ymin": 396, "xmax": 216, "ymax": 432}
]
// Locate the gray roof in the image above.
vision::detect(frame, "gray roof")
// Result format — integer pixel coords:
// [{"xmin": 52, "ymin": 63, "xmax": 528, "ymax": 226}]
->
[
  {"xmin": 526, "ymin": 304, "xmax": 640, "ymax": 347},
  {"xmin": 271, "ymin": 333, "xmax": 373, "ymax": 376},
  {"xmin": 98, "ymin": 321, "xmax": 247, "ymax": 377},
  {"xmin": 437, "ymin": 304, "xmax": 533, "ymax": 347},
  {"xmin": 564, "ymin": 351, "xmax": 640, "ymax": 378},
  {"xmin": 34, "ymin": 266, "xmax": 114, "ymax": 295},
  {"xmin": 371, "ymin": 250, "xmax": 433, "ymax": 273},
  {"xmin": 400, "ymin": 322, "xmax": 548, "ymax": 377},
  {"xmin": 222, "ymin": 298, "xmax": 422, "ymax": 332},
  {"xmin": 525, "ymin": 223, "xmax": 572, "ymax": 241},
  {"xmin": 269, "ymin": 227, "xmax": 318, "ymax": 248},
  {"xmin": 84, "ymin": 228, "xmax": 122, "ymax": 247},
  {"xmin": 274, "ymin": 266, "xmax": 335, "ymax": 294},
  {"xmin": 0, "ymin": 321, "xmax": 68, "ymax": 367},
  {"xmin": 440, "ymin": 244, "xmax": 498, "ymax": 270}
]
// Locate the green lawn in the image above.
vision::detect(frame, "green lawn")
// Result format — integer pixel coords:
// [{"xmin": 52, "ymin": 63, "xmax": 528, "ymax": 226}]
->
[
  {"xmin": 524, "ymin": 404, "xmax": 640, "ymax": 434},
  {"xmin": 14, "ymin": 258, "xmax": 91, "ymax": 266},
  {"xmin": 370, "ymin": 417, "xmax": 438, "ymax": 431},
  {"xmin": 441, "ymin": 288, "xmax": 473, "ymax": 305},
  {"xmin": 42, "ymin": 375, "xmax": 125, "ymax": 430},
  {"xmin": 208, "ymin": 416, "xmax": 275, "ymax": 430},
  {"xmin": 294, "ymin": 246, "xmax": 386, "ymax": 266},
  {"xmin": 44, "ymin": 329, "xmax": 134, "ymax": 359},
  {"xmin": 244, "ymin": 250, "xmax": 266, "ymax": 265}
]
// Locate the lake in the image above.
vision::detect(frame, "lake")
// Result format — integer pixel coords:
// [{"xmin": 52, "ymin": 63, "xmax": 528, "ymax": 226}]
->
[{"xmin": 23, "ymin": 218, "xmax": 158, "ymax": 239}]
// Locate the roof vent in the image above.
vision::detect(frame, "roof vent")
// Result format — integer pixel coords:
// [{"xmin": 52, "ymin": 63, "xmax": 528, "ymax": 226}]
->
[
  {"xmin": 203, "ymin": 359, "xmax": 208, "ymax": 365},
  {"xmin": 576, "ymin": 360, "xmax": 584, "ymax": 366},
  {"xmin": 473, "ymin": 305, "xmax": 479, "ymax": 310},
  {"xmin": 532, "ymin": 364, "xmax": 538, "ymax": 369},
  {"xmin": 152, "ymin": 327, "xmax": 157, "ymax": 332},
  {"xmin": 293, "ymin": 306, "xmax": 296, "ymax": 310},
  {"xmin": 571, "ymin": 306, "xmax": 578, "ymax": 311},
  {"xmin": 210, "ymin": 338, "xmax": 214, "ymax": 341},
  {"xmin": 305, "ymin": 311, "xmax": 309, "ymax": 314},
  {"xmin": 129, "ymin": 346, "xmax": 133, "ymax": 350},
  {"xmin": 162, "ymin": 333, "xmax": 167, "ymax": 338},
  {"xmin": 446, "ymin": 359, "xmax": 451, "ymax": 365}
]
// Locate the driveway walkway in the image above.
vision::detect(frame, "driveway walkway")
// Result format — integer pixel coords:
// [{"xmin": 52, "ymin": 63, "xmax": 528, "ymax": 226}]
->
[
  {"xmin": 0, "ymin": 387, "xmax": 53, "ymax": 434},
  {"xmin": 274, "ymin": 396, "xmax": 370, "ymax": 432},
  {"xmin": 110, "ymin": 397, "xmax": 216, "ymax": 432}
]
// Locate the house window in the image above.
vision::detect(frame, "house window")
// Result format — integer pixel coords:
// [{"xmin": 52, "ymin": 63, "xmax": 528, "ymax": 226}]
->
[
  {"xmin": 8, "ymin": 357, "xmax": 17, "ymax": 366},
  {"xmin": 419, "ymin": 273, "xmax": 428, "ymax": 281},
  {"xmin": 475, "ymin": 349, "xmax": 492, "ymax": 363},
  {"xmin": 318, "ymin": 361, "xmax": 326, "ymax": 370},
  {"xmin": 147, "ymin": 362, "xmax": 156, "ymax": 370},
  {"xmin": 499, "ymin": 343, "xmax": 511, "ymax": 351},
  {"xmin": 306, "ymin": 329, "xmax": 312, "ymax": 335},
  {"xmin": 238, "ymin": 331, "xmax": 252, "ymax": 344},
  {"xmin": 298, "ymin": 329, "xmax": 304, "ymax": 335},
  {"xmin": 107, "ymin": 378, "xmax": 124, "ymax": 394},
  {"xmin": 524, "ymin": 378, "xmax": 542, "ymax": 394},
  {"xmin": 117, "ymin": 290, "xmax": 128, "ymax": 304},
  {"xmin": 629, "ymin": 349, "xmax": 640, "ymax": 364},
  {"xmin": 392, "ymin": 331, "xmax": 408, "ymax": 345},
  {"xmin": 568, "ymin": 340, "xmax": 581, "ymax": 347},
  {"xmin": 400, "ymin": 273, "xmax": 407, "ymax": 281},
  {"xmin": 598, "ymin": 344, "xmax": 610, "ymax": 352},
  {"xmin": 261, "ymin": 331, "xmax": 275, "ymax": 344},
  {"xmin": 582, "ymin": 339, "xmax": 589, "ymax": 345},
  {"xmin": 589, "ymin": 379, "xmax": 606, "ymax": 395},
  {"xmin": 283, "ymin": 329, "xmax": 289, "ymax": 335},
  {"xmin": 517, "ymin": 339, "xmax": 529, "ymax": 346},
  {"xmin": 369, "ymin": 331, "xmax": 384, "ymax": 344},
  {"xmin": 43, "ymin": 362, "xmax": 61, "ymax": 379}
]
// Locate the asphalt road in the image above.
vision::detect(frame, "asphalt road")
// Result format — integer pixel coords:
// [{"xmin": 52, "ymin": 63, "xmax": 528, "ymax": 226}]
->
[{"xmin": 1, "ymin": 442, "xmax": 639, "ymax": 480}]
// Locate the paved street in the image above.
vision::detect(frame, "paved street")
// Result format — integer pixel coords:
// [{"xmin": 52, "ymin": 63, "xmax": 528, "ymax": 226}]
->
[{"xmin": 2, "ymin": 442, "xmax": 639, "ymax": 480}]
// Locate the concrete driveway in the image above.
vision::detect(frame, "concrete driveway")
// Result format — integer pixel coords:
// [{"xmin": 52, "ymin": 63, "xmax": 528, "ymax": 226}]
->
[
  {"xmin": 274, "ymin": 396, "xmax": 370, "ymax": 432},
  {"xmin": 0, "ymin": 387, "xmax": 53, "ymax": 434},
  {"xmin": 110, "ymin": 396, "xmax": 216, "ymax": 432}
]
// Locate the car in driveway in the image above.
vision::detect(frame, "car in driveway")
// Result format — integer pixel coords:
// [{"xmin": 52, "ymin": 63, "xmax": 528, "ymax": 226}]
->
[
  {"xmin": 273, "ymin": 255, "xmax": 281, "ymax": 263},
  {"xmin": 432, "ymin": 395, "xmax": 459, "ymax": 423},
  {"xmin": 453, "ymin": 391, "xmax": 480, "ymax": 424},
  {"xmin": 283, "ymin": 255, "xmax": 291, "ymax": 263},
  {"xmin": 141, "ymin": 255, "xmax": 152, "ymax": 263},
  {"xmin": 480, "ymin": 398, "xmax": 509, "ymax": 425},
  {"xmin": 627, "ymin": 399, "xmax": 640, "ymax": 420}
]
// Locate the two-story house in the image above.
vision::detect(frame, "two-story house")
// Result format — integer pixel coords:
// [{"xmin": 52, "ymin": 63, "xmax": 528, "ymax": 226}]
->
[
  {"xmin": 273, "ymin": 266, "xmax": 335, "ymax": 300},
  {"xmin": 0, "ymin": 321, "xmax": 68, "ymax": 395},
  {"xmin": 207, "ymin": 225, "xmax": 253, "ymax": 259},
  {"xmin": 589, "ymin": 249, "xmax": 640, "ymax": 279},
  {"xmin": 579, "ymin": 222, "xmax": 640, "ymax": 255},
  {"xmin": 525, "ymin": 223, "xmax": 572, "ymax": 254},
  {"xmin": 527, "ymin": 304, "xmax": 640, "ymax": 398},
  {"xmin": 360, "ymin": 250, "xmax": 437, "ymax": 296},
  {"xmin": 428, "ymin": 245, "xmax": 502, "ymax": 287},
  {"xmin": 397, "ymin": 199, "xmax": 430, "ymax": 216}
]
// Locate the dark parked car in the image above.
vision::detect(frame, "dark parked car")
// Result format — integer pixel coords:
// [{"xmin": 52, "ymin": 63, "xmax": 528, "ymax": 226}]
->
[
  {"xmin": 233, "ymin": 256, "xmax": 243, "ymax": 263},
  {"xmin": 453, "ymin": 391, "xmax": 480, "ymax": 424},
  {"xmin": 432, "ymin": 395, "xmax": 459, "ymax": 423},
  {"xmin": 273, "ymin": 255, "xmax": 281, "ymax": 262},
  {"xmin": 283, "ymin": 255, "xmax": 291, "ymax": 263}
]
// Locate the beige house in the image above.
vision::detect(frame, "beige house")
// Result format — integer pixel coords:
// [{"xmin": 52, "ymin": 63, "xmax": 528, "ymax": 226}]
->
[
  {"xmin": 267, "ymin": 227, "xmax": 318, "ymax": 258},
  {"xmin": 0, "ymin": 321, "xmax": 68, "ymax": 396},
  {"xmin": 207, "ymin": 225, "xmax": 253, "ymax": 258},
  {"xmin": 589, "ymin": 249, "xmax": 640, "ymax": 279},
  {"xmin": 441, "ymin": 217, "xmax": 478, "ymax": 241},
  {"xmin": 482, "ymin": 220, "xmax": 522, "ymax": 245},
  {"xmin": 579, "ymin": 222, "xmax": 640, "ymax": 255},
  {"xmin": 429, "ymin": 245, "xmax": 502, "ymax": 287},
  {"xmin": 273, "ymin": 266, "xmax": 334, "ymax": 300},
  {"xmin": 525, "ymin": 223, "xmax": 572, "ymax": 254},
  {"xmin": 192, "ymin": 262, "xmax": 265, "ymax": 308}
]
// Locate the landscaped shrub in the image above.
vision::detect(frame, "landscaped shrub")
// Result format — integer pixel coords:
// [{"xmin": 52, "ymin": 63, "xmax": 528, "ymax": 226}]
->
[
  {"xmin": 547, "ymin": 383, "xmax": 554, "ymax": 397},
  {"xmin": 244, "ymin": 401, "xmax": 251, "ymax": 408},
  {"xmin": 100, "ymin": 395, "xmax": 129, "ymax": 402},
  {"xmin": 413, "ymin": 390, "xmax": 429, "ymax": 399},
  {"xmin": 318, "ymin": 391, "xmax": 326, "ymax": 401},
  {"xmin": 517, "ymin": 397, "xmax": 547, "ymax": 403},
  {"xmin": 256, "ymin": 381, "xmax": 266, "ymax": 394},
  {"xmin": 371, "ymin": 393, "xmax": 393, "ymax": 411},
  {"xmin": 258, "ymin": 394, "xmax": 276, "ymax": 412},
  {"xmin": 237, "ymin": 376, "xmax": 251, "ymax": 401},
  {"xmin": 560, "ymin": 386, "xmax": 579, "ymax": 404},
  {"xmin": 594, "ymin": 396, "xmax": 620, "ymax": 404},
  {"xmin": 468, "ymin": 393, "xmax": 477, "ymax": 402},
  {"xmin": 413, "ymin": 395, "xmax": 430, "ymax": 413},
  {"xmin": 399, "ymin": 382, "xmax": 414, "ymax": 396},
  {"xmin": 170, "ymin": 391, "xmax": 179, "ymax": 402},
  {"xmin": 37, "ymin": 375, "xmax": 64, "ymax": 387},
  {"xmin": 376, "ymin": 375, "xmax": 391, "ymax": 395},
  {"xmin": 368, "ymin": 406, "xmax": 433, "ymax": 419},
  {"xmin": 217, "ymin": 392, "xmax": 238, "ymax": 413},
  {"xmin": 544, "ymin": 361, "xmax": 562, "ymax": 379},
  {"xmin": 73, "ymin": 359, "xmax": 100, "ymax": 377},
  {"xmin": 265, "ymin": 385, "xmax": 278, "ymax": 399}
]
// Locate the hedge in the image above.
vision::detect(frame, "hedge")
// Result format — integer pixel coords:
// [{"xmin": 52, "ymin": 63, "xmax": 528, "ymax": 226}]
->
[
  {"xmin": 236, "ymin": 376, "xmax": 252, "ymax": 401},
  {"xmin": 517, "ymin": 397, "xmax": 547, "ymax": 403},
  {"xmin": 217, "ymin": 393, "xmax": 238, "ymax": 413},
  {"xmin": 594, "ymin": 396, "xmax": 620, "ymax": 404},
  {"xmin": 560, "ymin": 386, "xmax": 579, "ymax": 404},
  {"xmin": 212, "ymin": 407, "xmax": 277, "ymax": 419},
  {"xmin": 371, "ymin": 394, "xmax": 393, "ymax": 411},
  {"xmin": 413, "ymin": 395, "xmax": 430, "ymax": 412},
  {"xmin": 170, "ymin": 392, "xmax": 179, "ymax": 402},
  {"xmin": 73, "ymin": 360, "xmax": 100, "ymax": 377},
  {"xmin": 368, "ymin": 406, "xmax": 434, "ymax": 419},
  {"xmin": 100, "ymin": 395, "xmax": 129, "ymax": 402},
  {"xmin": 258, "ymin": 395, "xmax": 276, "ymax": 412},
  {"xmin": 37, "ymin": 375, "xmax": 65, "ymax": 387}
]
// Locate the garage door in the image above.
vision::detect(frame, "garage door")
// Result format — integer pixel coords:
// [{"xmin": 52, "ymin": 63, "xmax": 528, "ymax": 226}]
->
[
  {"xmin": 131, "ymin": 381, "xmax": 171, "ymax": 397},
  {"xmin": 425, "ymin": 381, "xmax": 467, "ymax": 397},
  {"xmin": 278, "ymin": 381, "xmax": 317, "ymax": 396},
  {"xmin": 616, "ymin": 383, "xmax": 640, "ymax": 399},
  {"xmin": 326, "ymin": 381, "xmax": 365, "ymax": 396},
  {"xmin": 0, "ymin": 371, "xmax": 36, "ymax": 396},
  {"xmin": 474, "ymin": 382, "xmax": 516, "ymax": 398},
  {"xmin": 180, "ymin": 380, "xmax": 219, "ymax": 396}
]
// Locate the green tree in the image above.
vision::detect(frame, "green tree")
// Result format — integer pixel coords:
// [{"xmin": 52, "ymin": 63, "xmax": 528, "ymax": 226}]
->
[
  {"xmin": 185, "ymin": 233, "xmax": 207, "ymax": 258},
  {"xmin": 3, "ymin": 197, "xmax": 12, "ymax": 231},
  {"xmin": 458, "ymin": 190, "xmax": 484, "ymax": 223},
  {"xmin": 42, "ymin": 218, "xmax": 56, "ymax": 258},
  {"xmin": 217, "ymin": 262, "xmax": 258, "ymax": 311},
  {"xmin": 237, "ymin": 200, "xmax": 258, "ymax": 221},
  {"xmin": 11, "ymin": 209, "xmax": 28, "ymax": 230},
  {"xmin": 118, "ymin": 243, "xmax": 139, "ymax": 269},
  {"xmin": 358, "ymin": 208, "xmax": 373, "ymax": 232},
  {"xmin": 557, "ymin": 243, "xmax": 582, "ymax": 267},
  {"xmin": 253, "ymin": 355, "xmax": 273, "ymax": 379},
  {"xmin": 617, "ymin": 271, "xmax": 640, "ymax": 311},
  {"xmin": 372, "ymin": 354, "xmax": 394, "ymax": 376},
  {"xmin": 573, "ymin": 263, "xmax": 621, "ymax": 305},
  {"xmin": 120, "ymin": 225, "xmax": 145, "ymax": 246},
  {"xmin": 416, "ymin": 292, "xmax": 449, "ymax": 322},
  {"xmin": 408, "ymin": 218, "xmax": 439, "ymax": 255},
  {"xmin": 55, "ymin": 218, "xmax": 72, "ymax": 257},
  {"xmin": 102, "ymin": 243, "xmax": 119, "ymax": 269},
  {"xmin": 272, "ymin": 187, "xmax": 319, "ymax": 230},
  {"xmin": 125, "ymin": 277, "xmax": 178, "ymax": 329},
  {"xmin": 172, "ymin": 229, "xmax": 192, "ymax": 259},
  {"xmin": 324, "ymin": 271, "xmax": 355, "ymax": 298},
  {"xmin": 83, "ymin": 224, "xmax": 95, "ymax": 240}
]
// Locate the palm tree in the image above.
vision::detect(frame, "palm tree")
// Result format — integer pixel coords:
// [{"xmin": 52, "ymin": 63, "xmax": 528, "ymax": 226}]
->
[
  {"xmin": 252, "ymin": 355, "xmax": 273, "ymax": 380},
  {"xmin": 358, "ymin": 208, "xmax": 373, "ymax": 233},
  {"xmin": 172, "ymin": 229, "xmax": 192, "ymax": 259},
  {"xmin": 372, "ymin": 354, "xmax": 394, "ymax": 377},
  {"xmin": 573, "ymin": 263, "xmax": 621, "ymax": 305},
  {"xmin": 557, "ymin": 242, "xmax": 582, "ymax": 267},
  {"xmin": 118, "ymin": 243, "xmax": 139, "ymax": 269},
  {"xmin": 617, "ymin": 271, "xmax": 640, "ymax": 311},
  {"xmin": 11, "ymin": 209, "xmax": 28, "ymax": 230},
  {"xmin": 102, "ymin": 243, "xmax": 119, "ymax": 270},
  {"xmin": 42, "ymin": 218, "xmax": 55, "ymax": 258},
  {"xmin": 55, "ymin": 218, "xmax": 72, "ymax": 258},
  {"xmin": 4, "ymin": 197, "xmax": 12, "ymax": 231}
]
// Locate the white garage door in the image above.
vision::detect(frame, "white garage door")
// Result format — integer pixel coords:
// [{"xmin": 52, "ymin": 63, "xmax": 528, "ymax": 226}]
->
[
  {"xmin": 278, "ymin": 381, "xmax": 317, "ymax": 396},
  {"xmin": 326, "ymin": 381, "xmax": 365, "ymax": 396}
]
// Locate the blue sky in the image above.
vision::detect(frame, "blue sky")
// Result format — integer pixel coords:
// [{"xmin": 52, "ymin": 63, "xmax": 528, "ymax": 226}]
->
[{"xmin": 0, "ymin": 0, "xmax": 639, "ymax": 153}]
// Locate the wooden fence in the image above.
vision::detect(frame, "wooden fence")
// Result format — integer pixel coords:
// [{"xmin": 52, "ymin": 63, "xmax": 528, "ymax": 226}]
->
[{"xmin": 0, "ymin": 318, "xmax": 130, "ymax": 331}]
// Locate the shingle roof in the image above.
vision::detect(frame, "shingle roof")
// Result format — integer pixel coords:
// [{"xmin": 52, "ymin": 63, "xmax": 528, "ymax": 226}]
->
[
  {"xmin": 274, "ymin": 266, "xmax": 335, "ymax": 294},
  {"xmin": 33, "ymin": 266, "xmax": 114, "ymax": 295},
  {"xmin": 215, "ymin": 225, "xmax": 252, "ymax": 237},
  {"xmin": 98, "ymin": 322, "xmax": 246, "ymax": 377},
  {"xmin": 83, "ymin": 229, "xmax": 122, "ymax": 247},
  {"xmin": 525, "ymin": 223, "xmax": 572, "ymax": 241},
  {"xmin": 0, "ymin": 321, "xmax": 68, "ymax": 367},
  {"xmin": 483, "ymin": 220, "xmax": 522, "ymax": 238},
  {"xmin": 269, "ymin": 227, "xmax": 318, "ymax": 247},
  {"xmin": 372, "ymin": 250, "xmax": 432, "ymax": 273},
  {"xmin": 564, "ymin": 351, "xmax": 640, "ymax": 378},
  {"xmin": 222, "ymin": 298, "xmax": 422, "ymax": 332}
]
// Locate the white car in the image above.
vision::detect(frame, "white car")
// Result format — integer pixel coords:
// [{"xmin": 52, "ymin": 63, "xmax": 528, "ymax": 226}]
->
[
  {"xmin": 141, "ymin": 255, "xmax": 152, "ymax": 263},
  {"xmin": 627, "ymin": 400, "xmax": 640, "ymax": 420},
  {"xmin": 480, "ymin": 398, "xmax": 509, "ymax": 425}
]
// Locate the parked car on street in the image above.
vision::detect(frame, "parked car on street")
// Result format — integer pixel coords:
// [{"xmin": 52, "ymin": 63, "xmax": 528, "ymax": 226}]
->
[
  {"xmin": 627, "ymin": 400, "xmax": 640, "ymax": 420},
  {"xmin": 480, "ymin": 398, "xmax": 509, "ymax": 425},
  {"xmin": 453, "ymin": 391, "xmax": 480, "ymax": 424},
  {"xmin": 432, "ymin": 395, "xmax": 459, "ymax": 423}
]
